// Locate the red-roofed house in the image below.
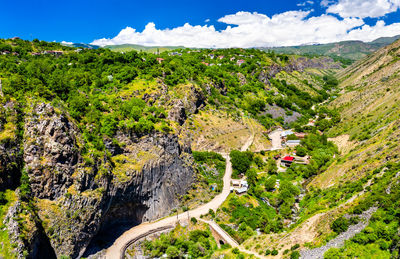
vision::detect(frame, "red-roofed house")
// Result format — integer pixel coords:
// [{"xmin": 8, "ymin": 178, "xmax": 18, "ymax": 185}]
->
[
  {"xmin": 237, "ymin": 59, "xmax": 245, "ymax": 66},
  {"xmin": 281, "ymin": 156, "xmax": 295, "ymax": 167},
  {"xmin": 156, "ymin": 58, "xmax": 164, "ymax": 64}
]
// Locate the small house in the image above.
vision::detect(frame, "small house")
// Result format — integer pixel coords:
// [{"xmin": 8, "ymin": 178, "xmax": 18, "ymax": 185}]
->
[
  {"xmin": 237, "ymin": 59, "xmax": 245, "ymax": 66},
  {"xmin": 231, "ymin": 180, "xmax": 241, "ymax": 187},
  {"xmin": 235, "ymin": 187, "xmax": 248, "ymax": 195},
  {"xmin": 286, "ymin": 140, "xmax": 301, "ymax": 147},
  {"xmin": 274, "ymin": 154, "xmax": 281, "ymax": 160},
  {"xmin": 156, "ymin": 58, "xmax": 164, "ymax": 64},
  {"xmin": 281, "ymin": 156, "xmax": 295, "ymax": 167}
]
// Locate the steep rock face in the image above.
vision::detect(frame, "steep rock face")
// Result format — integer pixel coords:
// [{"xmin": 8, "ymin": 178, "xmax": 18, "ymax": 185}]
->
[
  {"xmin": 109, "ymin": 131, "xmax": 193, "ymax": 221},
  {"xmin": 23, "ymin": 103, "xmax": 79, "ymax": 199},
  {"xmin": 17, "ymin": 102, "xmax": 195, "ymax": 258},
  {"xmin": 258, "ymin": 57, "xmax": 341, "ymax": 85},
  {"xmin": 287, "ymin": 57, "xmax": 342, "ymax": 72},
  {"xmin": 168, "ymin": 85, "xmax": 205, "ymax": 125}
]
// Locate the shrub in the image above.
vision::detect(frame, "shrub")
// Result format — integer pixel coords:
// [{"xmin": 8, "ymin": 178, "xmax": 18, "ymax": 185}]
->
[
  {"xmin": 208, "ymin": 209, "xmax": 215, "ymax": 217},
  {"xmin": 166, "ymin": 246, "xmax": 180, "ymax": 258},
  {"xmin": 291, "ymin": 244, "xmax": 300, "ymax": 250},
  {"xmin": 0, "ymin": 192, "xmax": 7, "ymax": 205},
  {"xmin": 331, "ymin": 216, "xmax": 349, "ymax": 233},
  {"xmin": 190, "ymin": 217, "xmax": 198, "ymax": 224},
  {"xmin": 290, "ymin": 251, "xmax": 300, "ymax": 259},
  {"xmin": 295, "ymin": 146, "xmax": 307, "ymax": 157},
  {"xmin": 271, "ymin": 249, "xmax": 279, "ymax": 256}
]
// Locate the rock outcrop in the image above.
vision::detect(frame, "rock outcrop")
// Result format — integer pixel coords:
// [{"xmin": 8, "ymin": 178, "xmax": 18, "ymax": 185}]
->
[
  {"xmin": 168, "ymin": 84, "xmax": 205, "ymax": 125},
  {"xmin": 5, "ymin": 101, "xmax": 195, "ymax": 258},
  {"xmin": 23, "ymin": 103, "xmax": 79, "ymax": 199},
  {"xmin": 259, "ymin": 56, "xmax": 341, "ymax": 85}
]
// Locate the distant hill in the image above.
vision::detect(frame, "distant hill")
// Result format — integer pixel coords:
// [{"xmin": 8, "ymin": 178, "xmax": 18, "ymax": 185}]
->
[
  {"xmin": 60, "ymin": 42, "xmax": 100, "ymax": 49},
  {"xmin": 103, "ymin": 44, "xmax": 184, "ymax": 53},
  {"xmin": 262, "ymin": 35, "xmax": 400, "ymax": 62}
]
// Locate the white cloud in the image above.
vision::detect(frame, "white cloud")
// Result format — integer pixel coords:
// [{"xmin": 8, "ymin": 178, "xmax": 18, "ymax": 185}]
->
[
  {"xmin": 327, "ymin": 0, "xmax": 400, "ymax": 18},
  {"xmin": 91, "ymin": 11, "xmax": 400, "ymax": 48},
  {"xmin": 61, "ymin": 40, "xmax": 74, "ymax": 45},
  {"xmin": 205, "ymin": 18, "xmax": 210, "ymax": 23},
  {"xmin": 344, "ymin": 20, "xmax": 400, "ymax": 42}
]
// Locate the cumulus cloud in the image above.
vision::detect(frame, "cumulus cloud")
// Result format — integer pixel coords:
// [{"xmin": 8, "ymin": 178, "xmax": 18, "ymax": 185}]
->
[
  {"xmin": 344, "ymin": 20, "xmax": 400, "ymax": 42},
  {"xmin": 91, "ymin": 10, "xmax": 400, "ymax": 48},
  {"xmin": 205, "ymin": 18, "xmax": 210, "ymax": 23},
  {"xmin": 61, "ymin": 40, "xmax": 74, "ymax": 45},
  {"xmin": 327, "ymin": 0, "xmax": 400, "ymax": 18}
]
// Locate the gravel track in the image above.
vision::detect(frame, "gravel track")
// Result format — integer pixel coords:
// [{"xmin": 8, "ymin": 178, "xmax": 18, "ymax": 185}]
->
[{"xmin": 300, "ymin": 207, "xmax": 377, "ymax": 259}]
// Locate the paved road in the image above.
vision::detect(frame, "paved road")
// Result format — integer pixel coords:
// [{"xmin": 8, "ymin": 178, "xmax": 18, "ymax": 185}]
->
[{"xmin": 105, "ymin": 130, "xmax": 254, "ymax": 259}]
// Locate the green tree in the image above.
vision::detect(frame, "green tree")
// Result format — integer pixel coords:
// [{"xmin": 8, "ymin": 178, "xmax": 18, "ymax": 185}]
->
[
  {"xmin": 331, "ymin": 216, "xmax": 349, "ymax": 233},
  {"xmin": 296, "ymin": 146, "xmax": 307, "ymax": 157},
  {"xmin": 267, "ymin": 158, "xmax": 278, "ymax": 174},
  {"xmin": 230, "ymin": 150, "xmax": 253, "ymax": 175}
]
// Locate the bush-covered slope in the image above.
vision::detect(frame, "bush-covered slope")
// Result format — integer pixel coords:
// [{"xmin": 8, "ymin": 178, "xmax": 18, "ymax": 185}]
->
[{"xmin": 310, "ymin": 39, "xmax": 400, "ymax": 188}]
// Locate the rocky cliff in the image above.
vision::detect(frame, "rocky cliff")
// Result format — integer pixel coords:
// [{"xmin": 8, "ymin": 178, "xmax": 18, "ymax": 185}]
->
[{"xmin": 4, "ymin": 101, "xmax": 195, "ymax": 258}]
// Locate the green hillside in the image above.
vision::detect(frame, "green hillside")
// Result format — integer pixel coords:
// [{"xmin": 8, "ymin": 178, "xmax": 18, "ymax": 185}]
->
[
  {"xmin": 264, "ymin": 35, "xmax": 400, "ymax": 63},
  {"xmin": 104, "ymin": 44, "xmax": 184, "ymax": 53}
]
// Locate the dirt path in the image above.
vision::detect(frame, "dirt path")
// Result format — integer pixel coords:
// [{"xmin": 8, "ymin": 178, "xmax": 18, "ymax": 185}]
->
[
  {"xmin": 105, "ymin": 129, "xmax": 255, "ymax": 259},
  {"xmin": 268, "ymin": 129, "xmax": 283, "ymax": 150}
]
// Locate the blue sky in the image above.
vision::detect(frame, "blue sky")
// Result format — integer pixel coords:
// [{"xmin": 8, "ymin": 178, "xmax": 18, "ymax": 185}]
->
[{"xmin": 2, "ymin": 0, "xmax": 400, "ymax": 47}]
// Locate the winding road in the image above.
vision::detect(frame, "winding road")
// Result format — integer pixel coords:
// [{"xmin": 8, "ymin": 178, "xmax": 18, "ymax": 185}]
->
[{"xmin": 105, "ymin": 123, "xmax": 255, "ymax": 259}]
